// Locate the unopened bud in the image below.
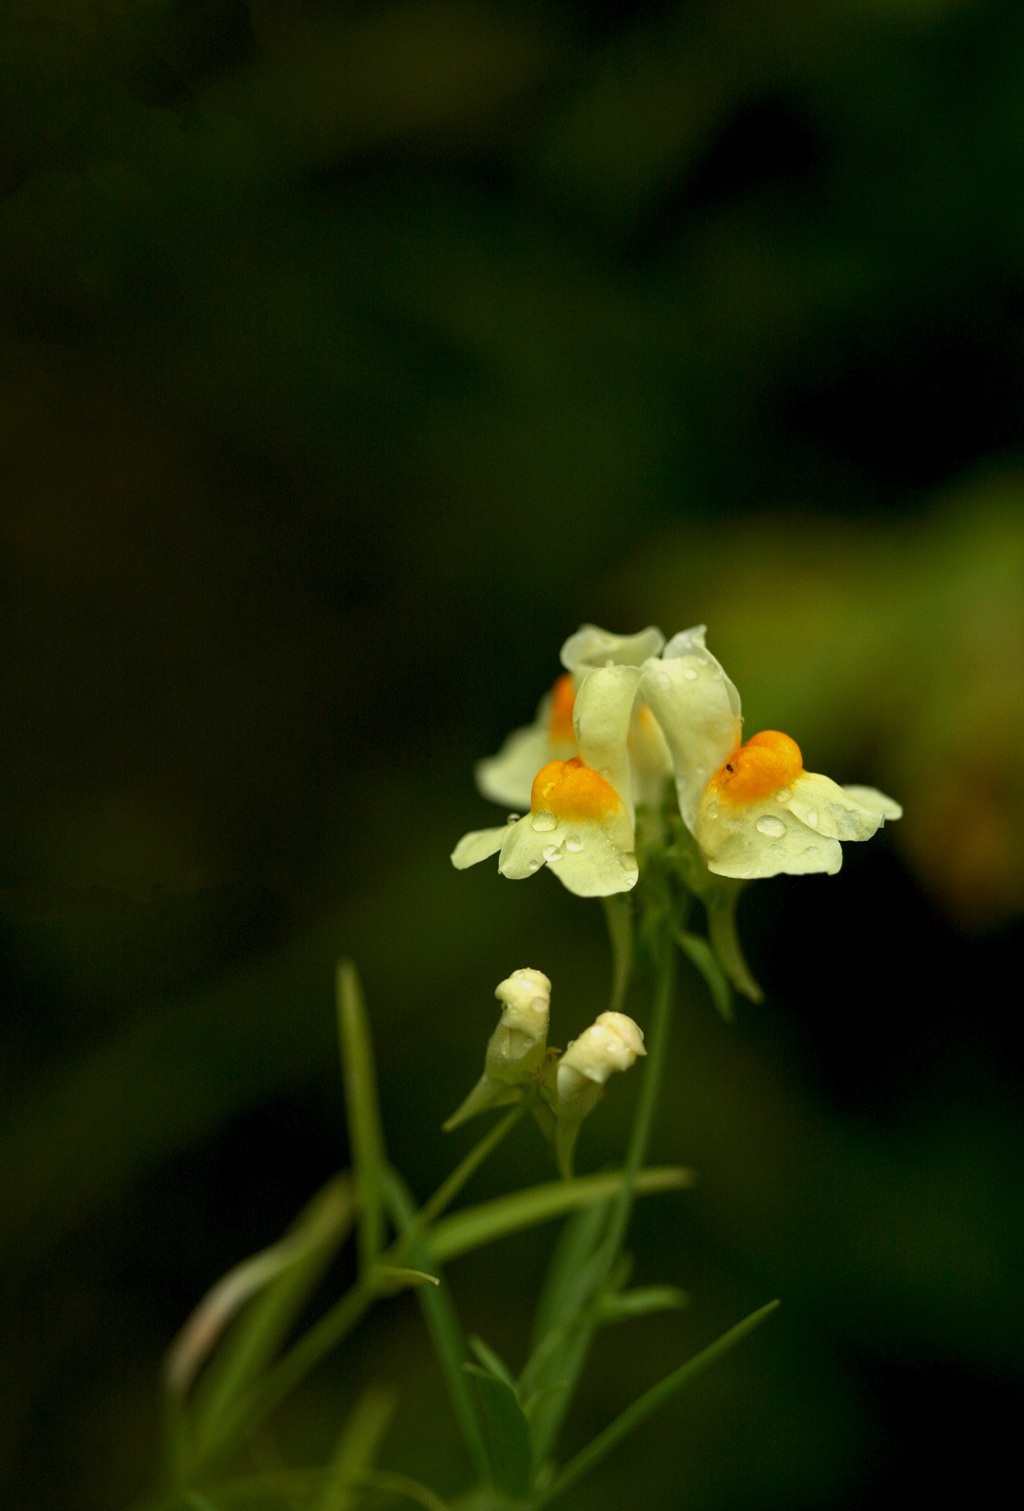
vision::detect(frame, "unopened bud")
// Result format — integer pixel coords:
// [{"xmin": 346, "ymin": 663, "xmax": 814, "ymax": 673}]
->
[
  {"xmin": 493, "ymin": 968, "xmax": 551, "ymax": 1044},
  {"xmin": 443, "ymin": 968, "xmax": 552, "ymax": 1131},
  {"xmin": 486, "ymin": 968, "xmax": 550, "ymax": 1083},
  {"xmin": 556, "ymin": 1012, "xmax": 646, "ymax": 1103}
]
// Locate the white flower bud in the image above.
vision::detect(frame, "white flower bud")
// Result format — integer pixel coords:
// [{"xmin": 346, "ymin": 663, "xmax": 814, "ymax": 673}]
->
[
  {"xmin": 556, "ymin": 1011, "xmax": 646, "ymax": 1102},
  {"xmin": 444, "ymin": 968, "xmax": 553, "ymax": 1131},
  {"xmin": 495, "ymin": 967, "xmax": 551, "ymax": 1039},
  {"xmin": 485, "ymin": 967, "xmax": 551, "ymax": 1084}
]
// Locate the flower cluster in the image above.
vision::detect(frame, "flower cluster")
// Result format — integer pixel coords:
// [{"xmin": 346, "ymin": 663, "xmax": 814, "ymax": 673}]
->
[{"xmin": 452, "ymin": 625, "xmax": 901, "ymax": 898}]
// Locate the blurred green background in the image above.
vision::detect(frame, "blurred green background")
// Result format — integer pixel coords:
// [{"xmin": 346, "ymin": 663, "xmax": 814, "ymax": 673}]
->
[{"xmin": 2, "ymin": 0, "xmax": 1022, "ymax": 1506}]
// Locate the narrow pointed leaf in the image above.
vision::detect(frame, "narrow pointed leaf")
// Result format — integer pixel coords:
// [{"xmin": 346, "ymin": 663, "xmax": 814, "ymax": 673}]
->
[
  {"xmin": 527, "ymin": 1199, "xmax": 610, "ymax": 1360},
  {"xmin": 319, "ymin": 1383, "xmax": 398, "ymax": 1511},
  {"xmin": 675, "ymin": 929, "xmax": 734, "ymax": 1023},
  {"xmin": 337, "ymin": 960, "xmax": 388, "ymax": 1272},
  {"xmin": 373, "ymin": 1266, "xmax": 440, "ymax": 1291},
  {"xmin": 469, "ymin": 1336, "xmax": 517, "ymax": 1390},
  {"xmin": 384, "ymin": 1168, "xmax": 490, "ymax": 1484},
  {"xmin": 428, "ymin": 1167, "xmax": 692, "ymax": 1266},
  {"xmin": 537, "ymin": 1301, "xmax": 781, "ymax": 1507},
  {"xmin": 182, "ymin": 1175, "xmax": 353, "ymax": 1461},
  {"xmin": 166, "ymin": 1175, "xmax": 352, "ymax": 1400},
  {"xmin": 597, "ymin": 1285, "xmax": 689, "ymax": 1323},
  {"xmin": 705, "ymin": 890, "xmax": 763, "ymax": 1004},
  {"xmin": 465, "ymin": 1366, "xmax": 534, "ymax": 1500}
]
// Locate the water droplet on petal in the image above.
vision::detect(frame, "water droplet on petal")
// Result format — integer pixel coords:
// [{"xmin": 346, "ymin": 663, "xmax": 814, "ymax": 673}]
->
[
  {"xmin": 532, "ymin": 810, "xmax": 557, "ymax": 832},
  {"xmin": 683, "ymin": 666, "xmax": 698, "ymax": 681},
  {"xmin": 776, "ymin": 787, "xmax": 792, "ymax": 804},
  {"xmin": 706, "ymin": 801, "xmax": 719, "ymax": 820},
  {"xmin": 506, "ymin": 813, "xmax": 520, "ymax": 825},
  {"xmin": 566, "ymin": 834, "xmax": 584, "ymax": 852},
  {"xmin": 542, "ymin": 843, "xmax": 561, "ymax": 862},
  {"xmin": 756, "ymin": 815, "xmax": 786, "ymax": 838},
  {"xmin": 527, "ymin": 858, "xmax": 542, "ymax": 872},
  {"xmin": 806, "ymin": 807, "xmax": 819, "ymax": 827},
  {"xmin": 619, "ymin": 851, "xmax": 639, "ymax": 877}
]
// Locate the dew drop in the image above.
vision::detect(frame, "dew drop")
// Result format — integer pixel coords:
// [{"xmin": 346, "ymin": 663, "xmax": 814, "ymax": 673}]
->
[
  {"xmin": 806, "ymin": 807, "xmax": 819, "ymax": 828},
  {"xmin": 527, "ymin": 858, "xmax": 542, "ymax": 872},
  {"xmin": 776, "ymin": 787, "xmax": 792, "ymax": 804},
  {"xmin": 542, "ymin": 843, "xmax": 561, "ymax": 862},
  {"xmin": 683, "ymin": 666, "xmax": 698, "ymax": 681},
  {"xmin": 566, "ymin": 834, "xmax": 584, "ymax": 852},
  {"xmin": 506, "ymin": 812, "xmax": 520, "ymax": 825},
  {"xmin": 531, "ymin": 810, "xmax": 557, "ymax": 832},
  {"xmin": 756, "ymin": 815, "xmax": 786, "ymax": 839},
  {"xmin": 706, "ymin": 801, "xmax": 719, "ymax": 820},
  {"xmin": 619, "ymin": 851, "xmax": 639, "ymax": 877}
]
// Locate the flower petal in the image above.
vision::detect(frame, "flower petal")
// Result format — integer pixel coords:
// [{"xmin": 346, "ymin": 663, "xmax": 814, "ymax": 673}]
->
[
  {"xmin": 784, "ymin": 772, "xmax": 889, "ymax": 841},
  {"xmin": 498, "ymin": 813, "xmax": 637, "ymax": 896},
  {"xmin": 696, "ymin": 790, "xmax": 842, "ymax": 879},
  {"xmin": 640, "ymin": 626, "xmax": 743, "ymax": 831},
  {"xmin": 842, "ymin": 785, "xmax": 903, "ymax": 821},
  {"xmin": 476, "ymin": 716, "xmax": 560, "ymax": 810},
  {"xmin": 560, "ymin": 624, "xmax": 665, "ymax": 676},
  {"xmin": 573, "ymin": 665, "xmax": 642, "ymax": 818},
  {"xmin": 629, "ymin": 701, "xmax": 674, "ymax": 808},
  {"xmin": 450, "ymin": 827, "xmax": 508, "ymax": 869}
]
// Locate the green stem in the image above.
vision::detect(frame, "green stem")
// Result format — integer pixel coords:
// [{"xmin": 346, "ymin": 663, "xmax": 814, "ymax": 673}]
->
[
  {"xmin": 599, "ymin": 922, "xmax": 676, "ymax": 1265},
  {"xmin": 600, "ymin": 896, "xmax": 634, "ymax": 1016},
  {"xmin": 525, "ymin": 914, "xmax": 676, "ymax": 1466}
]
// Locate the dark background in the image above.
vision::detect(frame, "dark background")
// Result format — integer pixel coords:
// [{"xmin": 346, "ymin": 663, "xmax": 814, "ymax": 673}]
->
[{"xmin": 1, "ymin": 2, "xmax": 1022, "ymax": 1507}]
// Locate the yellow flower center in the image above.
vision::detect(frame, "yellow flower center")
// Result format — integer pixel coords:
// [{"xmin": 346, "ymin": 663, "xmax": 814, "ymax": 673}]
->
[
  {"xmin": 710, "ymin": 730, "xmax": 803, "ymax": 804},
  {"xmin": 546, "ymin": 673, "xmax": 576, "ymax": 748},
  {"xmin": 531, "ymin": 756, "xmax": 621, "ymax": 821}
]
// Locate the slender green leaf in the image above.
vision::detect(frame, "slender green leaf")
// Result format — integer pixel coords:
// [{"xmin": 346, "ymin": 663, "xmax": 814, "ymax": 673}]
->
[
  {"xmin": 536, "ymin": 1301, "xmax": 781, "ymax": 1507},
  {"xmin": 373, "ymin": 1266, "xmax": 440, "ymax": 1291},
  {"xmin": 465, "ymin": 1367, "xmax": 533, "ymax": 1500},
  {"xmin": 337, "ymin": 960, "xmax": 388, "ymax": 1272},
  {"xmin": 192, "ymin": 1115, "xmax": 525, "ymax": 1473},
  {"xmin": 468, "ymin": 1336, "xmax": 517, "ymax": 1390},
  {"xmin": 428, "ymin": 1167, "xmax": 692, "ymax": 1266},
  {"xmin": 520, "ymin": 1309, "xmax": 593, "ymax": 1468},
  {"xmin": 705, "ymin": 889, "xmax": 763, "ymax": 1004},
  {"xmin": 181, "ymin": 1175, "xmax": 353, "ymax": 1458},
  {"xmin": 520, "ymin": 1203, "xmax": 614, "ymax": 1457},
  {"xmin": 319, "ymin": 1383, "xmax": 398, "ymax": 1511},
  {"xmin": 596, "ymin": 1285, "xmax": 689, "ymax": 1323},
  {"xmin": 675, "ymin": 928, "xmax": 734, "ymax": 1023},
  {"xmin": 384, "ymin": 1168, "xmax": 490, "ymax": 1485},
  {"xmin": 204, "ymin": 1278, "xmax": 376, "ymax": 1477},
  {"xmin": 526, "ymin": 1199, "xmax": 610, "ymax": 1360}
]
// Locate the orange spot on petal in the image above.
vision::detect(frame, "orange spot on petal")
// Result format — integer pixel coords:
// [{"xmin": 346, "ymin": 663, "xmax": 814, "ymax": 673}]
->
[
  {"xmin": 711, "ymin": 729, "xmax": 803, "ymax": 804},
  {"xmin": 531, "ymin": 756, "xmax": 621, "ymax": 821},
  {"xmin": 547, "ymin": 673, "xmax": 576, "ymax": 749}
]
